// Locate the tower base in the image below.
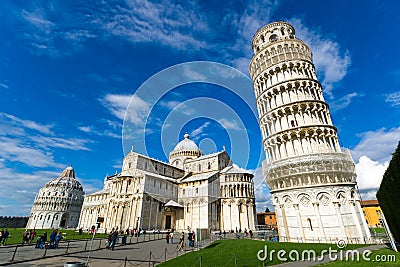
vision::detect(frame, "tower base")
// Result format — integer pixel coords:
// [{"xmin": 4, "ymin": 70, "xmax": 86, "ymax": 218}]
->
[{"xmin": 272, "ymin": 185, "xmax": 371, "ymax": 244}]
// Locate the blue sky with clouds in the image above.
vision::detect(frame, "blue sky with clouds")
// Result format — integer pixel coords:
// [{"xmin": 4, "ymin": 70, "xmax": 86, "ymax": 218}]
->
[{"xmin": 1, "ymin": 0, "xmax": 399, "ymax": 216}]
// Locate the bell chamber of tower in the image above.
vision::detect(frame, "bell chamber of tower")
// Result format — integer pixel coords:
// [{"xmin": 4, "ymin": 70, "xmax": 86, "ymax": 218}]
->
[{"xmin": 249, "ymin": 21, "xmax": 370, "ymax": 243}]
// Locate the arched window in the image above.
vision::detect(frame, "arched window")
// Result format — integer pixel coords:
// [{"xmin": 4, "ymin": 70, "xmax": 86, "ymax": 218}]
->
[{"xmin": 270, "ymin": 34, "xmax": 278, "ymax": 42}]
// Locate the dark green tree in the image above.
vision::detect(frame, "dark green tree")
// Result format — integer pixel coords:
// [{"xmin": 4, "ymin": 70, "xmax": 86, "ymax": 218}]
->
[{"xmin": 376, "ymin": 141, "xmax": 400, "ymax": 243}]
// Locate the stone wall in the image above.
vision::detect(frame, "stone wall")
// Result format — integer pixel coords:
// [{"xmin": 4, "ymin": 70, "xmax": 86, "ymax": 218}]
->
[{"xmin": 0, "ymin": 216, "xmax": 29, "ymax": 228}]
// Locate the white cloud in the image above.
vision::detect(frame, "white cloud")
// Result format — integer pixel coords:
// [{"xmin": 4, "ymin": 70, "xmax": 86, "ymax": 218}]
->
[
  {"xmin": 385, "ymin": 91, "xmax": 400, "ymax": 106},
  {"xmin": 251, "ymin": 167, "xmax": 273, "ymax": 212},
  {"xmin": 160, "ymin": 100, "xmax": 182, "ymax": 110},
  {"xmin": 359, "ymin": 189, "xmax": 379, "ymax": 201},
  {"xmin": 78, "ymin": 125, "xmax": 120, "ymax": 139},
  {"xmin": 0, "ymin": 112, "xmax": 91, "ymax": 168},
  {"xmin": 183, "ymin": 65, "xmax": 207, "ymax": 80},
  {"xmin": 0, "ymin": 137, "xmax": 62, "ymax": 168},
  {"xmin": 0, "ymin": 162, "xmax": 101, "ymax": 216},
  {"xmin": 218, "ymin": 118, "xmax": 241, "ymax": 130},
  {"xmin": 330, "ymin": 92, "xmax": 362, "ymax": 111},
  {"xmin": 94, "ymin": 0, "xmax": 208, "ymax": 51},
  {"xmin": 0, "ymin": 83, "xmax": 9, "ymax": 89},
  {"xmin": 101, "ymin": 94, "xmax": 150, "ymax": 126},
  {"xmin": 355, "ymin": 156, "xmax": 388, "ymax": 190},
  {"xmin": 191, "ymin": 122, "xmax": 210, "ymax": 137},
  {"xmin": 351, "ymin": 127, "xmax": 400, "ymax": 163},
  {"xmin": 289, "ymin": 18, "xmax": 351, "ymax": 96},
  {"xmin": 22, "ymin": 8, "xmax": 54, "ymax": 33},
  {"xmin": 0, "ymin": 112, "xmax": 53, "ymax": 135}
]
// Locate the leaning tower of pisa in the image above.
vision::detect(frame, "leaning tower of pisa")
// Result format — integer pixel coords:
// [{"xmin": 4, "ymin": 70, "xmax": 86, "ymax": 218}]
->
[{"xmin": 249, "ymin": 21, "xmax": 370, "ymax": 243}]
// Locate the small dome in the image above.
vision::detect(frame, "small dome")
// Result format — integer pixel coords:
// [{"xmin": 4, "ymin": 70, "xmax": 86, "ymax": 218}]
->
[{"xmin": 173, "ymin": 133, "xmax": 200, "ymax": 152}]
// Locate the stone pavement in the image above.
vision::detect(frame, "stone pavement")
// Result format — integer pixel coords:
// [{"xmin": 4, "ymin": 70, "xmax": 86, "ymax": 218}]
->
[
  {"xmin": 0, "ymin": 233, "xmax": 188, "ymax": 266},
  {"xmin": 12, "ymin": 239, "xmax": 189, "ymax": 267}
]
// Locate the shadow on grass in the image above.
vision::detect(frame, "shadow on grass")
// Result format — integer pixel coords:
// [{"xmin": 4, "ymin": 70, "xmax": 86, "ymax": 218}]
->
[{"xmin": 203, "ymin": 241, "xmax": 221, "ymax": 249}]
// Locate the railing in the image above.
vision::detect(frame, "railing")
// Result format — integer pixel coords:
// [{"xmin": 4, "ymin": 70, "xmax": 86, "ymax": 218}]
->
[{"xmin": 0, "ymin": 232, "xmax": 164, "ymax": 266}]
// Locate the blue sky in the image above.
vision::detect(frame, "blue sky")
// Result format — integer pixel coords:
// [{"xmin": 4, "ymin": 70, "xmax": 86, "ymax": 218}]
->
[{"xmin": 1, "ymin": 0, "xmax": 399, "ymax": 216}]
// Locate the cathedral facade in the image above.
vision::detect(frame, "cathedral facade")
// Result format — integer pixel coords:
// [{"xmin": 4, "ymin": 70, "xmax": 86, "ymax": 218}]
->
[
  {"xmin": 78, "ymin": 134, "xmax": 256, "ymax": 233},
  {"xmin": 249, "ymin": 21, "xmax": 370, "ymax": 243}
]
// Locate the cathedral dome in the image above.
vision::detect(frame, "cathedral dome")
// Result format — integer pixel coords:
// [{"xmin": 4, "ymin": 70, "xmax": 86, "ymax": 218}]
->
[
  {"xmin": 173, "ymin": 133, "xmax": 200, "ymax": 152},
  {"xmin": 169, "ymin": 133, "xmax": 202, "ymax": 168}
]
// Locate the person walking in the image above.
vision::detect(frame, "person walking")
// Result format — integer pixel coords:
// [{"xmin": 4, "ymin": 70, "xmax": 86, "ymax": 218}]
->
[
  {"xmin": 2, "ymin": 229, "xmax": 8, "ymax": 245},
  {"xmin": 192, "ymin": 231, "xmax": 196, "ymax": 247},
  {"xmin": 110, "ymin": 230, "xmax": 118, "ymax": 250},
  {"xmin": 188, "ymin": 231, "xmax": 192, "ymax": 247},
  {"xmin": 169, "ymin": 231, "xmax": 174, "ymax": 244},
  {"xmin": 178, "ymin": 236, "xmax": 184, "ymax": 251},
  {"xmin": 166, "ymin": 232, "xmax": 170, "ymax": 244}
]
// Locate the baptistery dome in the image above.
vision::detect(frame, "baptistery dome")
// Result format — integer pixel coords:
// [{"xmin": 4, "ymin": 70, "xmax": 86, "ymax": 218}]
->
[{"xmin": 26, "ymin": 165, "xmax": 85, "ymax": 229}]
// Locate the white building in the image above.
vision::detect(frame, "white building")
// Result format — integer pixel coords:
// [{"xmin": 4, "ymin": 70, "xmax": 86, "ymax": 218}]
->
[
  {"xmin": 249, "ymin": 21, "xmax": 370, "ymax": 243},
  {"xmin": 26, "ymin": 166, "xmax": 84, "ymax": 229},
  {"xmin": 78, "ymin": 134, "xmax": 256, "ymax": 233}
]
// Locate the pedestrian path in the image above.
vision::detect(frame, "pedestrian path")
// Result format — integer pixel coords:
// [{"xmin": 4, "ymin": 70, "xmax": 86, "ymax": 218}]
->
[
  {"xmin": 0, "ymin": 233, "xmax": 165, "ymax": 266},
  {"xmin": 5, "ymin": 239, "xmax": 189, "ymax": 267}
]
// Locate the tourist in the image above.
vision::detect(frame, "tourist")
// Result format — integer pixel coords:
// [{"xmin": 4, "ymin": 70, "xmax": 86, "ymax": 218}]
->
[
  {"xmin": 191, "ymin": 231, "xmax": 195, "ymax": 247},
  {"xmin": 22, "ymin": 230, "xmax": 29, "ymax": 245},
  {"xmin": 187, "ymin": 231, "xmax": 192, "ymax": 247},
  {"xmin": 165, "ymin": 231, "xmax": 170, "ymax": 244},
  {"xmin": 0, "ymin": 229, "xmax": 3, "ymax": 245},
  {"xmin": 2, "ymin": 229, "xmax": 8, "ymax": 245},
  {"xmin": 50, "ymin": 230, "xmax": 57, "ymax": 248},
  {"xmin": 29, "ymin": 229, "xmax": 36, "ymax": 243},
  {"xmin": 169, "ymin": 231, "xmax": 174, "ymax": 244},
  {"xmin": 39, "ymin": 232, "xmax": 47, "ymax": 249},
  {"xmin": 249, "ymin": 229, "xmax": 253, "ymax": 238},
  {"xmin": 35, "ymin": 236, "xmax": 42, "ymax": 248},
  {"xmin": 178, "ymin": 236, "xmax": 184, "ymax": 251},
  {"xmin": 55, "ymin": 232, "xmax": 63, "ymax": 248},
  {"xmin": 106, "ymin": 232, "xmax": 113, "ymax": 249},
  {"xmin": 223, "ymin": 230, "xmax": 226, "ymax": 239},
  {"xmin": 110, "ymin": 230, "xmax": 118, "ymax": 250}
]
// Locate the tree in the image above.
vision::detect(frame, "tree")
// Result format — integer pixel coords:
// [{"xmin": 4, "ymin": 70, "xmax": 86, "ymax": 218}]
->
[{"xmin": 376, "ymin": 141, "xmax": 400, "ymax": 243}]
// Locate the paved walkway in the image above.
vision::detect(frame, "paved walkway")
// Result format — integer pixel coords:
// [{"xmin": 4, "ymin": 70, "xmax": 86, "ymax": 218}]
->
[
  {"xmin": 0, "ymin": 234, "xmax": 184, "ymax": 266},
  {"xmin": 11, "ymin": 239, "xmax": 190, "ymax": 267},
  {"xmin": 274, "ymin": 244, "xmax": 387, "ymax": 267}
]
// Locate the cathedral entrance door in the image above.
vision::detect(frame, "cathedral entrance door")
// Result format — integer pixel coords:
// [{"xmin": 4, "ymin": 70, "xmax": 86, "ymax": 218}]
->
[{"xmin": 165, "ymin": 215, "xmax": 171, "ymax": 229}]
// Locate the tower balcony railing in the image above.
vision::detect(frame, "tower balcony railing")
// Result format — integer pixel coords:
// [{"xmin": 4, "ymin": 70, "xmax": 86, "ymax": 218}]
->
[{"xmin": 262, "ymin": 149, "xmax": 355, "ymax": 182}]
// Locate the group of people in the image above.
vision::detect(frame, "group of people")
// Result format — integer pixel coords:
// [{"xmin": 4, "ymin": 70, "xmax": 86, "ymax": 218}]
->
[
  {"xmin": 34, "ymin": 230, "xmax": 63, "ymax": 249},
  {"xmin": 166, "ymin": 230, "xmax": 188, "ymax": 251},
  {"xmin": 0, "ymin": 229, "xmax": 9, "ymax": 245},
  {"xmin": 22, "ymin": 229, "xmax": 36, "ymax": 244},
  {"xmin": 105, "ymin": 228, "xmax": 120, "ymax": 250}
]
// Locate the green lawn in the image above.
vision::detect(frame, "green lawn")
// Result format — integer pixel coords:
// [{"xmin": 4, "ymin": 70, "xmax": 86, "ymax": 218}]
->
[
  {"xmin": 316, "ymin": 247, "xmax": 399, "ymax": 266},
  {"xmin": 0, "ymin": 228, "xmax": 108, "ymax": 245},
  {"xmin": 158, "ymin": 239, "xmax": 366, "ymax": 267},
  {"xmin": 370, "ymin": 228, "xmax": 387, "ymax": 234}
]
